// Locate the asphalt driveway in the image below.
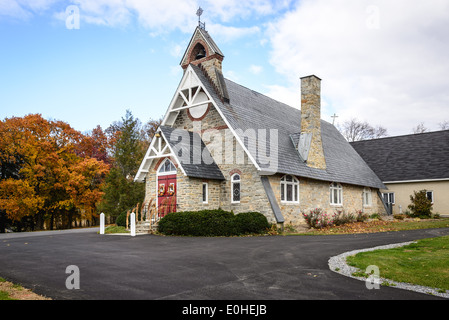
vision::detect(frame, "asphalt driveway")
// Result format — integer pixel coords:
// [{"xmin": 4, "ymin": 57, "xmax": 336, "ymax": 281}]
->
[{"xmin": 1, "ymin": 227, "xmax": 448, "ymax": 301}]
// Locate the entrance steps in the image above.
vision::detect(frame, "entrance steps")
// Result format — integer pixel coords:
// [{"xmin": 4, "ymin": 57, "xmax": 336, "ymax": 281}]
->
[{"xmin": 135, "ymin": 220, "xmax": 158, "ymax": 234}]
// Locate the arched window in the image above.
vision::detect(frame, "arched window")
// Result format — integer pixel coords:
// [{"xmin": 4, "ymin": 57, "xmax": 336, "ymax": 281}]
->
[
  {"xmin": 157, "ymin": 158, "xmax": 177, "ymax": 175},
  {"xmin": 330, "ymin": 182, "xmax": 343, "ymax": 205},
  {"xmin": 363, "ymin": 187, "xmax": 372, "ymax": 206},
  {"xmin": 231, "ymin": 173, "xmax": 241, "ymax": 203},
  {"xmin": 191, "ymin": 43, "xmax": 207, "ymax": 61},
  {"xmin": 280, "ymin": 175, "xmax": 299, "ymax": 203}
]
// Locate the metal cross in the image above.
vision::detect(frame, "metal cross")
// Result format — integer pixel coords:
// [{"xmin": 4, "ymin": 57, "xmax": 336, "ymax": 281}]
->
[
  {"xmin": 331, "ymin": 113, "xmax": 338, "ymax": 125},
  {"xmin": 196, "ymin": 7, "xmax": 205, "ymax": 29},
  {"xmin": 197, "ymin": 7, "xmax": 203, "ymax": 21}
]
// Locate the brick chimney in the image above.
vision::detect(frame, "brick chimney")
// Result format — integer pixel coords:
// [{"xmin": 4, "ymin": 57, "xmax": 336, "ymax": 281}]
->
[{"xmin": 299, "ymin": 75, "xmax": 326, "ymax": 170}]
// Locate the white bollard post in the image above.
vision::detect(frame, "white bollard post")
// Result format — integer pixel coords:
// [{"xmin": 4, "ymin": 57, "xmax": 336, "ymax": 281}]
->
[
  {"xmin": 130, "ymin": 212, "xmax": 136, "ymax": 237},
  {"xmin": 100, "ymin": 212, "xmax": 105, "ymax": 235}
]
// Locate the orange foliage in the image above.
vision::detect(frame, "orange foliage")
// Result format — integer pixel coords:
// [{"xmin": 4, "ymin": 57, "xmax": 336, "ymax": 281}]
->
[{"xmin": 0, "ymin": 114, "xmax": 110, "ymax": 227}]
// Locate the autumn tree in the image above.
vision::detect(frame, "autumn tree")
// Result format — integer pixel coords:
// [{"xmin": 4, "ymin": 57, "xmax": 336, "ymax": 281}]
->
[{"xmin": 0, "ymin": 114, "xmax": 109, "ymax": 231}]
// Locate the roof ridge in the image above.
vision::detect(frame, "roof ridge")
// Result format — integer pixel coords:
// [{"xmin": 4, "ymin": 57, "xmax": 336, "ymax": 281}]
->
[{"xmin": 350, "ymin": 129, "xmax": 449, "ymax": 143}]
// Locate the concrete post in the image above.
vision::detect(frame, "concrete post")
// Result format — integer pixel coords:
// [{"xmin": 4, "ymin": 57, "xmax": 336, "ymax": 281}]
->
[
  {"xmin": 130, "ymin": 212, "xmax": 136, "ymax": 237},
  {"xmin": 100, "ymin": 213, "xmax": 105, "ymax": 235}
]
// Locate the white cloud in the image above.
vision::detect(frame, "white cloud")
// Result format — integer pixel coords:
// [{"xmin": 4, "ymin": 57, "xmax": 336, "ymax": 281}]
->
[
  {"xmin": 0, "ymin": 0, "xmax": 59, "ymax": 19},
  {"xmin": 249, "ymin": 64, "xmax": 263, "ymax": 75},
  {"xmin": 203, "ymin": 0, "xmax": 293, "ymax": 23},
  {"xmin": 266, "ymin": 0, "xmax": 449, "ymax": 135},
  {"xmin": 206, "ymin": 23, "xmax": 260, "ymax": 43}
]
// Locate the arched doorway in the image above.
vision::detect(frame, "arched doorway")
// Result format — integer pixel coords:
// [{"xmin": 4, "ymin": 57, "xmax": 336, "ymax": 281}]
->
[{"xmin": 157, "ymin": 158, "xmax": 177, "ymax": 217}]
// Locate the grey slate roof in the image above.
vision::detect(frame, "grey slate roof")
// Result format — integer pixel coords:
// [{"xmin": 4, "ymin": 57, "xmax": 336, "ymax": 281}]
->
[
  {"xmin": 160, "ymin": 126, "xmax": 225, "ymax": 180},
  {"xmin": 190, "ymin": 64, "xmax": 386, "ymax": 189},
  {"xmin": 350, "ymin": 130, "xmax": 449, "ymax": 182}
]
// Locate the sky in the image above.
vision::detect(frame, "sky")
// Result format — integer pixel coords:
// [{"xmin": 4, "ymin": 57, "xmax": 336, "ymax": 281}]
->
[{"xmin": 1, "ymin": 0, "xmax": 448, "ymax": 137}]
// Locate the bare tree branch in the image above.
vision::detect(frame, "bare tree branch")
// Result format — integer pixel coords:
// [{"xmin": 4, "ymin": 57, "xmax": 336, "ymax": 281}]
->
[
  {"xmin": 337, "ymin": 118, "xmax": 388, "ymax": 142},
  {"xmin": 438, "ymin": 120, "xmax": 449, "ymax": 130},
  {"xmin": 412, "ymin": 122, "xmax": 428, "ymax": 134}
]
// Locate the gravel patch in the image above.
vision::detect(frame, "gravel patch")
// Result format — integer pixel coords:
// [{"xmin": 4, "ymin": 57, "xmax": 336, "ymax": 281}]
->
[{"xmin": 328, "ymin": 241, "xmax": 449, "ymax": 299}]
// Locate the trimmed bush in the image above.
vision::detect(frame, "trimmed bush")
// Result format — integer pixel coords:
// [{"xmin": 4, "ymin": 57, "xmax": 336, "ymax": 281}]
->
[
  {"xmin": 234, "ymin": 212, "xmax": 271, "ymax": 234},
  {"xmin": 157, "ymin": 209, "xmax": 270, "ymax": 236}
]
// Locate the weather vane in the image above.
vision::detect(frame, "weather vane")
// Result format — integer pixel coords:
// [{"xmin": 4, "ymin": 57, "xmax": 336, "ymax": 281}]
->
[{"xmin": 197, "ymin": 7, "xmax": 205, "ymax": 29}]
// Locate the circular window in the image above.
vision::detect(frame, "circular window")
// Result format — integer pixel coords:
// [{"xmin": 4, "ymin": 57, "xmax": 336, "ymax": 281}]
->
[{"xmin": 188, "ymin": 91, "xmax": 209, "ymax": 120}]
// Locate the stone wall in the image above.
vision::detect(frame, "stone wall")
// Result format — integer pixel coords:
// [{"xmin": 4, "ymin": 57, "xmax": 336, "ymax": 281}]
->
[{"xmin": 267, "ymin": 174, "xmax": 386, "ymax": 227}]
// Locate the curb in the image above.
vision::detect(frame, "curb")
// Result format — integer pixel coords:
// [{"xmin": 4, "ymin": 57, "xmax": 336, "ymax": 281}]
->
[{"xmin": 328, "ymin": 241, "xmax": 449, "ymax": 299}]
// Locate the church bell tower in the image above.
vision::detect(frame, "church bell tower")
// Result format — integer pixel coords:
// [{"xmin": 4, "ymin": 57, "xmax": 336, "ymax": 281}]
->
[{"xmin": 180, "ymin": 8, "xmax": 228, "ymax": 103}]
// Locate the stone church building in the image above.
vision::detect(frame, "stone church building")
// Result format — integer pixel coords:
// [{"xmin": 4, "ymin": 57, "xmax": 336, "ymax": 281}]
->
[{"xmin": 135, "ymin": 24, "xmax": 387, "ymax": 228}]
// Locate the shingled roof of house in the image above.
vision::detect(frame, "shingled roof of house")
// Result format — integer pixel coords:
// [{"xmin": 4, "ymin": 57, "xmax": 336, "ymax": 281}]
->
[
  {"xmin": 350, "ymin": 130, "xmax": 449, "ymax": 182},
  {"xmin": 189, "ymin": 64, "xmax": 385, "ymax": 189}
]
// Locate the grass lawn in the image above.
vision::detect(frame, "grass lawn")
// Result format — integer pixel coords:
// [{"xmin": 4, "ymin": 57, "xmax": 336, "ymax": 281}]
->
[
  {"xmin": 346, "ymin": 235, "xmax": 449, "ymax": 292},
  {"xmin": 0, "ymin": 277, "xmax": 50, "ymax": 300},
  {"xmin": 103, "ymin": 225, "xmax": 129, "ymax": 234}
]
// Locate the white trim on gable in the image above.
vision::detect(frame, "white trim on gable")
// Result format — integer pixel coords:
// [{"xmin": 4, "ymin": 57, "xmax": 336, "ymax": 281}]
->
[
  {"xmin": 134, "ymin": 128, "xmax": 186, "ymax": 182},
  {"xmin": 159, "ymin": 65, "xmax": 261, "ymax": 171}
]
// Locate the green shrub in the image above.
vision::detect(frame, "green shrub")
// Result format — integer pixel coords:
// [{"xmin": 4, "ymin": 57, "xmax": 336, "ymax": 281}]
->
[
  {"xmin": 157, "ymin": 209, "xmax": 270, "ymax": 236},
  {"xmin": 116, "ymin": 211, "xmax": 128, "ymax": 227},
  {"xmin": 234, "ymin": 212, "xmax": 270, "ymax": 234},
  {"xmin": 408, "ymin": 190, "xmax": 433, "ymax": 219}
]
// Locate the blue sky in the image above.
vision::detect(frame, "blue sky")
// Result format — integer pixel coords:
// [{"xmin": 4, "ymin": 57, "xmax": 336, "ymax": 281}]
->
[{"xmin": 1, "ymin": 0, "xmax": 449, "ymax": 136}]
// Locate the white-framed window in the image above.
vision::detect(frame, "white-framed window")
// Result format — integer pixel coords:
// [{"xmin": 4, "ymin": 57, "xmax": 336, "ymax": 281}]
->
[
  {"xmin": 382, "ymin": 192, "xmax": 395, "ymax": 204},
  {"xmin": 426, "ymin": 190, "xmax": 434, "ymax": 203},
  {"xmin": 202, "ymin": 182, "xmax": 208, "ymax": 204},
  {"xmin": 363, "ymin": 187, "xmax": 372, "ymax": 207},
  {"xmin": 231, "ymin": 173, "xmax": 241, "ymax": 203},
  {"xmin": 157, "ymin": 158, "xmax": 177, "ymax": 175},
  {"xmin": 330, "ymin": 182, "xmax": 343, "ymax": 205},
  {"xmin": 280, "ymin": 175, "xmax": 299, "ymax": 203}
]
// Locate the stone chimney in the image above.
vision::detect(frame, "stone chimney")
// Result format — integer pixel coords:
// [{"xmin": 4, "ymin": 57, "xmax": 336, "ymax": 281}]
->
[{"xmin": 299, "ymin": 75, "xmax": 326, "ymax": 170}]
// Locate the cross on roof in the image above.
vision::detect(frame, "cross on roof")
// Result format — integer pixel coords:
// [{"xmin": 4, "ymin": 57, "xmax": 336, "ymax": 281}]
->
[
  {"xmin": 331, "ymin": 113, "xmax": 338, "ymax": 125},
  {"xmin": 196, "ymin": 7, "xmax": 205, "ymax": 29}
]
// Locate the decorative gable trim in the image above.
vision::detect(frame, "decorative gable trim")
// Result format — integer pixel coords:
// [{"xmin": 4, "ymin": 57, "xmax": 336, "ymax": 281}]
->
[{"xmin": 134, "ymin": 129, "xmax": 185, "ymax": 182}]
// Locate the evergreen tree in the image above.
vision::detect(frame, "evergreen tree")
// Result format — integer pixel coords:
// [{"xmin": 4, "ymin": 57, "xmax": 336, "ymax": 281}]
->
[{"xmin": 99, "ymin": 110, "xmax": 146, "ymax": 220}]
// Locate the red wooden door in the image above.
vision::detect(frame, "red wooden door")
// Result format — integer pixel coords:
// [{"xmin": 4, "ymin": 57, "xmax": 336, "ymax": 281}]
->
[{"xmin": 157, "ymin": 174, "xmax": 176, "ymax": 217}]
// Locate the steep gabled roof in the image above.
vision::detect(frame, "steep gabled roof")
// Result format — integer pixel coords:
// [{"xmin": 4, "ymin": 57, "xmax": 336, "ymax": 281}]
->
[
  {"xmin": 180, "ymin": 27, "xmax": 224, "ymax": 67},
  {"xmin": 351, "ymin": 130, "xmax": 449, "ymax": 182},
  {"xmin": 190, "ymin": 64, "xmax": 385, "ymax": 189}
]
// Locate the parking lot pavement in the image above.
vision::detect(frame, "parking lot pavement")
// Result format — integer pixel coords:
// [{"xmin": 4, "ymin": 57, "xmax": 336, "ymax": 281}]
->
[{"xmin": 0, "ymin": 227, "xmax": 448, "ymax": 302}]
